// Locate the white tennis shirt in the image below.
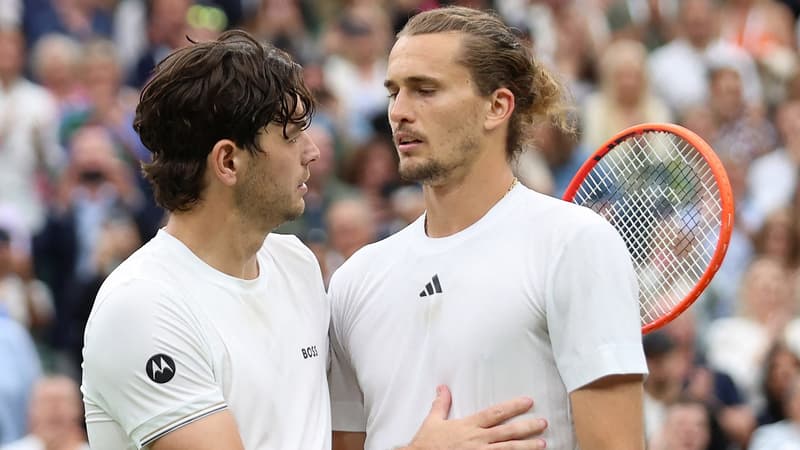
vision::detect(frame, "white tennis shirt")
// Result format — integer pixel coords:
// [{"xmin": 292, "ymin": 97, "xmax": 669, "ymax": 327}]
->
[
  {"xmin": 328, "ymin": 184, "xmax": 648, "ymax": 450},
  {"xmin": 82, "ymin": 230, "xmax": 331, "ymax": 450}
]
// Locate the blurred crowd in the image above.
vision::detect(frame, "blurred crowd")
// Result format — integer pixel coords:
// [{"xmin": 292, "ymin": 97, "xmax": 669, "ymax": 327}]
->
[{"xmin": 1, "ymin": 0, "xmax": 800, "ymax": 449}]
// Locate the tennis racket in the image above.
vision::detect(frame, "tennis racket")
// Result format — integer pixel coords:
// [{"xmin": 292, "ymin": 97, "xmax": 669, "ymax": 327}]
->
[{"xmin": 563, "ymin": 123, "xmax": 734, "ymax": 334}]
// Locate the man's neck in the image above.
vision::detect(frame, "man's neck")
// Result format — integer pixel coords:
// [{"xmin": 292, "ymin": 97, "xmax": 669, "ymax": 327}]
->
[
  {"xmin": 165, "ymin": 205, "xmax": 273, "ymax": 280},
  {"xmin": 422, "ymin": 154, "xmax": 516, "ymax": 238}
]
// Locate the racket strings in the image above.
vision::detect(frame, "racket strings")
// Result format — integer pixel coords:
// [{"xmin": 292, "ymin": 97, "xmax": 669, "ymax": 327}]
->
[{"xmin": 573, "ymin": 131, "xmax": 723, "ymax": 326}]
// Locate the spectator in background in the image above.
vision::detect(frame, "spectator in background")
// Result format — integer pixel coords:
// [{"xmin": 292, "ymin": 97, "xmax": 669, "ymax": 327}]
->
[
  {"xmin": 0, "ymin": 227, "xmax": 53, "ymax": 333},
  {"xmin": 709, "ymin": 66, "xmax": 777, "ymax": 163},
  {"xmin": 499, "ymin": 0, "xmax": 607, "ymax": 105},
  {"xmin": 339, "ymin": 134, "xmax": 400, "ymax": 235},
  {"xmin": 643, "ymin": 331, "xmax": 687, "ymax": 441},
  {"xmin": 757, "ymin": 341, "xmax": 800, "ymax": 425},
  {"xmin": 61, "ymin": 39, "xmax": 142, "ymax": 161},
  {"xmin": 386, "ymin": 0, "xmax": 441, "ymax": 34},
  {"xmin": 649, "ymin": 0, "xmax": 763, "ymax": 116},
  {"xmin": 512, "ymin": 145, "xmax": 555, "ymax": 196},
  {"xmin": 324, "ymin": 196, "xmax": 377, "ymax": 278},
  {"xmin": 751, "ymin": 208, "xmax": 800, "ymax": 269},
  {"xmin": 111, "ymin": 0, "xmax": 148, "ymax": 76},
  {"xmin": 648, "ymin": 397, "xmax": 712, "ymax": 450},
  {"xmin": 605, "ymin": 0, "xmax": 678, "ymax": 49},
  {"xmin": 129, "ymin": 0, "xmax": 193, "ymax": 88},
  {"xmin": 242, "ymin": 0, "xmax": 317, "ymax": 63},
  {"xmin": 706, "ymin": 258, "xmax": 797, "ymax": 410},
  {"xmin": 530, "ymin": 120, "xmax": 586, "ymax": 197},
  {"xmin": 387, "ymin": 184, "xmax": 425, "ymax": 234},
  {"xmin": 65, "ymin": 215, "xmax": 141, "ymax": 374},
  {"xmin": 719, "ymin": 0, "xmax": 796, "ymax": 63},
  {"xmin": 663, "ymin": 310, "xmax": 756, "ymax": 449},
  {"xmin": 748, "ymin": 99, "xmax": 800, "ymax": 227},
  {"xmin": 581, "ymin": 39, "xmax": 672, "ymax": 150},
  {"xmin": 323, "ymin": 5, "xmax": 392, "ymax": 144},
  {"xmin": 1, "ymin": 376, "xmax": 89, "ymax": 450},
  {"xmin": 749, "ymin": 374, "xmax": 800, "ymax": 450},
  {"xmin": 29, "ymin": 33, "xmax": 86, "ymax": 113},
  {"xmin": 0, "ymin": 25, "xmax": 64, "ymax": 235},
  {"xmin": 34, "ymin": 126, "xmax": 140, "ymax": 374},
  {"xmin": 0, "ymin": 313, "xmax": 41, "ymax": 445},
  {"xmin": 22, "ymin": 0, "xmax": 114, "ymax": 49},
  {"xmin": 59, "ymin": 39, "xmax": 164, "ymax": 240},
  {"xmin": 56, "ymin": 126, "xmax": 140, "ymax": 285}
]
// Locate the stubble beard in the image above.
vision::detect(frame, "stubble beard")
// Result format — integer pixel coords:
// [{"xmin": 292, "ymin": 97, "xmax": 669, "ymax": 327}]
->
[
  {"xmin": 235, "ymin": 171, "xmax": 304, "ymax": 231},
  {"xmin": 398, "ymin": 129, "xmax": 481, "ymax": 184},
  {"xmin": 398, "ymin": 158, "xmax": 447, "ymax": 183}
]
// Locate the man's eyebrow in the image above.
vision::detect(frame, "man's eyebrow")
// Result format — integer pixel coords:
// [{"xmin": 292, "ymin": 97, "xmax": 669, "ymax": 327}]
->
[
  {"xmin": 280, "ymin": 123, "xmax": 302, "ymax": 137},
  {"xmin": 384, "ymin": 76, "xmax": 440, "ymax": 89}
]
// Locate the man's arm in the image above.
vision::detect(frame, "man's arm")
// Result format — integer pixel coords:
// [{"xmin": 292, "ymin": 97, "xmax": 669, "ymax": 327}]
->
[
  {"xmin": 150, "ymin": 411, "xmax": 245, "ymax": 450},
  {"xmin": 570, "ymin": 374, "xmax": 645, "ymax": 450},
  {"xmin": 332, "ymin": 386, "xmax": 548, "ymax": 450}
]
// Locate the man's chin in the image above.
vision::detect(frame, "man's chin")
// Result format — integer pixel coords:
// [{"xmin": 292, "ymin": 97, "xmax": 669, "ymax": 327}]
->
[
  {"xmin": 284, "ymin": 201, "xmax": 305, "ymax": 222},
  {"xmin": 399, "ymin": 164, "xmax": 443, "ymax": 183}
]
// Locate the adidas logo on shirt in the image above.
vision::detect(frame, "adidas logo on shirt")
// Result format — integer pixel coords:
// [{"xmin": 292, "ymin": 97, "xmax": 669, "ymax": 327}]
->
[{"xmin": 419, "ymin": 274, "xmax": 443, "ymax": 297}]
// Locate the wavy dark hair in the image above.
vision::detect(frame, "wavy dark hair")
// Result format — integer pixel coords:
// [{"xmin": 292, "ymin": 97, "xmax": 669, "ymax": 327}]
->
[{"xmin": 134, "ymin": 29, "xmax": 315, "ymax": 212}]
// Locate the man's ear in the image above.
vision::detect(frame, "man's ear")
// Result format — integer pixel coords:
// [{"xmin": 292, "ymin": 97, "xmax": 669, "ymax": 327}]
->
[
  {"xmin": 484, "ymin": 87, "xmax": 515, "ymax": 132},
  {"xmin": 208, "ymin": 139, "xmax": 243, "ymax": 187}
]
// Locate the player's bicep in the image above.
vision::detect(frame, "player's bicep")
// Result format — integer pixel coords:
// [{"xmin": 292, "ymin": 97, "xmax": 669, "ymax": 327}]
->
[
  {"xmin": 150, "ymin": 410, "xmax": 244, "ymax": 450},
  {"xmin": 569, "ymin": 374, "xmax": 645, "ymax": 450},
  {"xmin": 332, "ymin": 431, "xmax": 366, "ymax": 450}
]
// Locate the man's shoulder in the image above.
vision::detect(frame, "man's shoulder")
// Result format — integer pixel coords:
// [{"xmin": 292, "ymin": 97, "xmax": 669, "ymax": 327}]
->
[
  {"xmin": 88, "ymin": 237, "xmax": 190, "ymax": 328},
  {"xmin": 516, "ymin": 187, "xmax": 609, "ymax": 230},
  {"xmin": 99, "ymin": 237, "xmax": 179, "ymax": 295}
]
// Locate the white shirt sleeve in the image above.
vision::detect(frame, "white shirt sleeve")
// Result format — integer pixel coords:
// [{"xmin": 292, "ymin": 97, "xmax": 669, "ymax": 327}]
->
[
  {"xmin": 546, "ymin": 216, "xmax": 648, "ymax": 392},
  {"xmin": 327, "ymin": 277, "xmax": 367, "ymax": 432},
  {"xmin": 82, "ymin": 278, "xmax": 227, "ymax": 449}
]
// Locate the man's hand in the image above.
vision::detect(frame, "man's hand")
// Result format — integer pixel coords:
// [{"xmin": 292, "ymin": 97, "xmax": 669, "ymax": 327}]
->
[{"xmin": 402, "ymin": 385, "xmax": 547, "ymax": 450}]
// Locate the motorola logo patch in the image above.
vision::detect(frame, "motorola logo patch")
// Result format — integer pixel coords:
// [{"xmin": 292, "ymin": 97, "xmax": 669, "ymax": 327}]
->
[{"xmin": 146, "ymin": 354, "xmax": 176, "ymax": 384}]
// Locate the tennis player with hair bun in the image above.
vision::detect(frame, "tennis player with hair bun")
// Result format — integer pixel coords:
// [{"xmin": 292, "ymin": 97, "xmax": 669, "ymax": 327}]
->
[
  {"xmin": 328, "ymin": 6, "xmax": 649, "ymax": 450},
  {"xmin": 81, "ymin": 29, "xmax": 545, "ymax": 450}
]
